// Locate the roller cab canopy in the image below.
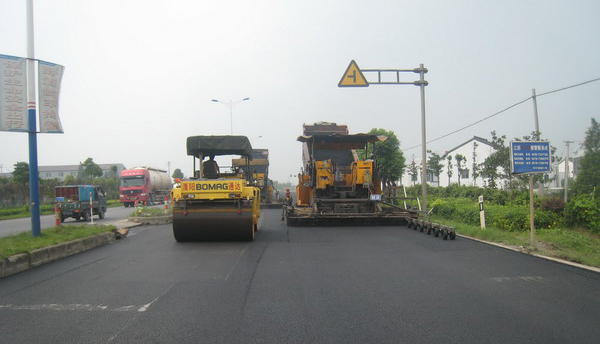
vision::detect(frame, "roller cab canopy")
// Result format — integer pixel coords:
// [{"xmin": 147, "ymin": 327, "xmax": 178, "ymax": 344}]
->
[
  {"xmin": 187, "ymin": 135, "xmax": 254, "ymax": 158},
  {"xmin": 297, "ymin": 133, "xmax": 387, "ymax": 150}
]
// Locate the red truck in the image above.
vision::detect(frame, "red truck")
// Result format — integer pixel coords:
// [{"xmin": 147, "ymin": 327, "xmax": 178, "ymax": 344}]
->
[{"xmin": 119, "ymin": 167, "xmax": 172, "ymax": 207}]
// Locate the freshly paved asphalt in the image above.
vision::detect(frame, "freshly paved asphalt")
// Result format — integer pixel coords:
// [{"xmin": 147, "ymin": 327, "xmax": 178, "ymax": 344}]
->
[{"xmin": 0, "ymin": 209, "xmax": 598, "ymax": 343}]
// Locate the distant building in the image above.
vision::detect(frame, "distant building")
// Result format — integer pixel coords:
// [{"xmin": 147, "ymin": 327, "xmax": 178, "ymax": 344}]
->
[
  {"xmin": 38, "ymin": 163, "xmax": 126, "ymax": 181},
  {"xmin": 401, "ymin": 136, "xmax": 503, "ymax": 187},
  {"xmin": 548, "ymin": 143, "xmax": 584, "ymax": 191}
]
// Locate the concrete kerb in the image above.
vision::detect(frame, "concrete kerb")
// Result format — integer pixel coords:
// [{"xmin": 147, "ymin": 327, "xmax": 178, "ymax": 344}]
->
[
  {"xmin": 128, "ymin": 215, "xmax": 172, "ymax": 226},
  {"xmin": 456, "ymin": 234, "xmax": 600, "ymax": 274}
]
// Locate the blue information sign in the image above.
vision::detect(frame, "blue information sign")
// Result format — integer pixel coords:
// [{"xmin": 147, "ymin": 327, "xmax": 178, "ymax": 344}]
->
[{"xmin": 510, "ymin": 141, "xmax": 551, "ymax": 174}]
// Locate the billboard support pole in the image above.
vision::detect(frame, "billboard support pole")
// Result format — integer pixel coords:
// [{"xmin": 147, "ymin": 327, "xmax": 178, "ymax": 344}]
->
[
  {"xmin": 529, "ymin": 175, "xmax": 535, "ymax": 245},
  {"xmin": 27, "ymin": 0, "xmax": 41, "ymax": 237}
]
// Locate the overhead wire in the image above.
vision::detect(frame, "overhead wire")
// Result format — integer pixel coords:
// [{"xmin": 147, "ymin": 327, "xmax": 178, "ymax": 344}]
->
[{"xmin": 404, "ymin": 77, "xmax": 600, "ymax": 151}]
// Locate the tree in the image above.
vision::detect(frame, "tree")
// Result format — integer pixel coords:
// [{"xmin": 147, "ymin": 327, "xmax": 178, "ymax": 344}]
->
[
  {"xmin": 455, "ymin": 154, "xmax": 466, "ymax": 186},
  {"xmin": 63, "ymin": 174, "xmax": 78, "ymax": 185},
  {"xmin": 364, "ymin": 128, "xmax": 406, "ymax": 188},
  {"xmin": 446, "ymin": 155, "xmax": 453, "ymax": 185},
  {"xmin": 12, "ymin": 162, "xmax": 29, "ymax": 185},
  {"xmin": 479, "ymin": 132, "xmax": 508, "ymax": 189},
  {"xmin": 407, "ymin": 159, "xmax": 419, "ymax": 186},
  {"xmin": 40, "ymin": 178, "xmax": 61, "ymax": 202},
  {"xmin": 472, "ymin": 141, "xmax": 480, "ymax": 186},
  {"xmin": 572, "ymin": 118, "xmax": 600, "ymax": 197},
  {"xmin": 426, "ymin": 150, "xmax": 444, "ymax": 186},
  {"xmin": 110, "ymin": 165, "xmax": 119, "ymax": 180},
  {"xmin": 80, "ymin": 158, "xmax": 103, "ymax": 180},
  {"xmin": 12, "ymin": 162, "xmax": 30, "ymax": 205},
  {"xmin": 172, "ymin": 168, "xmax": 184, "ymax": 180}
]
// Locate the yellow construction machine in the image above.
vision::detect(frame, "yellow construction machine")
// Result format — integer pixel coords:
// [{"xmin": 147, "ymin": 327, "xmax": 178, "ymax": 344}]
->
[
  {"xmin": 231, "ymin": 149, "xmax": 274, "ymax": 206},
  {"xmin": 285, "ymin": 122, "xmax": 415, "ymax": 226},
  {"xmin": 172, "ymin": 136, "xmax": 260, "ymax": 241}
]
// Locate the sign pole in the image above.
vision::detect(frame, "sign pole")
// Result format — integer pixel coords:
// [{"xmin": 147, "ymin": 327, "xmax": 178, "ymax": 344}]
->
[
  {"xmin": 338, "ymin": 61, "xmax": 428, "ymax": 214},
  {"xmin": 26, "ymin": 0, "xmax": 41, "ymax": 237},
  {"xmin": 529, "ymin": 175, "xmax": 535, "ymax": 245},
  {"xmin": 511, "ymin": 141, "xmax": 551, "ymax": 246},
  {"xmin": 418, "ymin": 64, "xmax": 428, "ymax": 215}
]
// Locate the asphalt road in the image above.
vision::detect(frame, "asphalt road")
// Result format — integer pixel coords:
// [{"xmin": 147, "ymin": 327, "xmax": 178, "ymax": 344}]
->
[
  {"xmin": 0, "ymin": 209, "xmax": 599, "ymax": 344},
  {"xmin": 0, "ymin": 205, "xmax": 155, "ymax": 238}
]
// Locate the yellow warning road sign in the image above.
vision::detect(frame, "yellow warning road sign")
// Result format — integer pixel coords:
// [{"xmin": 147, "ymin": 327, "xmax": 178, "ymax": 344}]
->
[{"xmin": 338, "ymin": 60, "xmax": 369, "ymax": 87}]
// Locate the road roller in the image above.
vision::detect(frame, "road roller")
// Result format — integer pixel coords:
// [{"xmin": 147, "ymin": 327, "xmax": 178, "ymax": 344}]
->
[{"xmin": 172, "ymin": 135, "xmax": 261, "ymax": 241}]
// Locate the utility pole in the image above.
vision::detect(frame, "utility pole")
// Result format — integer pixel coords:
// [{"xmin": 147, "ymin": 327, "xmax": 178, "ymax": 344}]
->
[
  {"xmin": 564, "ymin": 141, "xmax": 573, "ymax": 203},
  {"xmin": 529, "ymin": 89, "xmax": 541, "ymax": 245}
]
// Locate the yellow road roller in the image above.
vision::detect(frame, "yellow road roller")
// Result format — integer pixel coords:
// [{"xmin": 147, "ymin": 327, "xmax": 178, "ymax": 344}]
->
[{"xmin": 172, "ymin": 136, "xmax": 260, "ymax": 241}]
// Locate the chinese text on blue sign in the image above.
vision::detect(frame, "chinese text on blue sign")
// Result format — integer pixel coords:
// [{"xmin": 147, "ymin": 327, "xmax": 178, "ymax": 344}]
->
[{"xmin": 510, "ymin": 141, "xmax": 551, "ymax": 174}]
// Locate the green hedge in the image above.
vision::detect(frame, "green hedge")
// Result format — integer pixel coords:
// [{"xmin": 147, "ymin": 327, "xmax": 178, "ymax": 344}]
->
[
  {"xmin": 564, "ymin": 195, "xmax": 600, "ymax": 234},
  {"xmin": 431, "ymin": 197, "xmax": 560, "ymax": 232}
]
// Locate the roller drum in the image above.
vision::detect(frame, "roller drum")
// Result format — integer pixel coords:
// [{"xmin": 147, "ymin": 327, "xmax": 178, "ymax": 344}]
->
[{"xmin": 173, "ymin": 203, "xmax": 255, "ymax": 241}]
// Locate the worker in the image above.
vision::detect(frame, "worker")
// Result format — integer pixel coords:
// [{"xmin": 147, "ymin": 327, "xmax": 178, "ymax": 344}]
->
[
  {"xmin": 285, "ymin": 188, "xmax": 292, "ymax": 206},
  {"xmin": 202, "ymin": 155, "xmax": 219, "ymax": 178}
]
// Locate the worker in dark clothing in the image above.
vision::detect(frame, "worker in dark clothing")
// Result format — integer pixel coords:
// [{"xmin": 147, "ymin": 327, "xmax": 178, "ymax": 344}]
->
[{"xmin": 202, "ymin": 155, "xmax": 219, "ymax": 178}]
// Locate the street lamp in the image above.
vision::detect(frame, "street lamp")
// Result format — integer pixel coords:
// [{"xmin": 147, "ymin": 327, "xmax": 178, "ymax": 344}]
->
[{"xmin": 211, "ymin": 97, "xmax": 250, "ymax": 135}]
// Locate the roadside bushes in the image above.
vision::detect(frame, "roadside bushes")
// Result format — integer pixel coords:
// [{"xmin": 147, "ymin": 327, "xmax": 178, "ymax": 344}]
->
[
  {"xmin": 406, "ymin": 185, "xmax": 597, "ymax": 233},
  {"xmin": 0, "ymin": 205, "xmax": 55, "ymax": 217},
  {"xmin": 564, "ymin": 195, "xmax": 600, "ymax": 234},
  {"xmin": 431, "ymin": 197, "xmax": 559, "ymax": 232}
]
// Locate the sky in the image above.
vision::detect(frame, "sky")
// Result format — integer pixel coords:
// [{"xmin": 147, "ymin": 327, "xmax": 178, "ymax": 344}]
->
[{"xmin": 1, "ymin": 0, "xmax": 599, "ymax": 183}]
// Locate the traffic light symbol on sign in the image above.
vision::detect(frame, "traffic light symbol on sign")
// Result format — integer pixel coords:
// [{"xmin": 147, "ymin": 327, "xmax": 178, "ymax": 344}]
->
[{"xmin": 338, "ymin": 60, "xmax": 369, "ymax": 87}]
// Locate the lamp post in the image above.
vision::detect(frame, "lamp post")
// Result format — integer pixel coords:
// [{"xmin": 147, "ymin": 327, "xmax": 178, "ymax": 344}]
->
[{"xmin": 211, "ymin": 98, "xmax": 250, "ymax": 135}]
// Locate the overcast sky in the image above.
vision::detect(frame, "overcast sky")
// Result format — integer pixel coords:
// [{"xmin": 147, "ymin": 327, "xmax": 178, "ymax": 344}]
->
[{"xmin": 1, "ymin": 0, "xmax": 599, "ymax": 182}]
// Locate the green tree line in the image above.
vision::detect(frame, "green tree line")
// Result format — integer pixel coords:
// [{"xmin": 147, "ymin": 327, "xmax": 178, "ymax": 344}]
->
[{"xmin": 0, "ymin": 158, "xmax": 120, "ymax": 208}]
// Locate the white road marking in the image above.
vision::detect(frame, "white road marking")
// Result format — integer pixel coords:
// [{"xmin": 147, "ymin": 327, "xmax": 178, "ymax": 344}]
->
[
  {"xmin": 0, "ymin": 303, "xmax": 112, "ymax": 311},
  {"xmin": 492, "ymin": 276, "xmax": 544, "ymax": 282}
]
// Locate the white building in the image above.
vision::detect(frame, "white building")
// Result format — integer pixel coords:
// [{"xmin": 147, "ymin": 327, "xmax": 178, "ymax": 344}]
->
[
  {"xmin": 548, "ymin": 143, "xmax": 583, "ymax": 191},
  {"xmin": 402, "ymin": 136, "xmax": 502, "ymax": 187},
  {"xmin": 38, "ymin": 163, "xmax": 126, "ymax": 181}
]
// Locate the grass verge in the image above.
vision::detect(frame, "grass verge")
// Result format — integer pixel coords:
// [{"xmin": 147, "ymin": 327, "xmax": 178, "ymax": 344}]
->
[
  {"xmin": 0, "ymin": 224, "xmax": 115, "ymax": 259},
  {"xmin": 431, "ymin": 215, "xmax": 600, "ymax": 268},
  {"xmin": 129, "ymin": 206, "xmax": 171, "ymax": 218},
  {"xmin": 0, "ymin": 200, "xmax": 122, "ymax": 221}
]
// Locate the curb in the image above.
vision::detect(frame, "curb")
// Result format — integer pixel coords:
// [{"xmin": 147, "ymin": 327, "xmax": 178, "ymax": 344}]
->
[
  {"xmin": 457, "ymin": 234, "xmax": 600, "ymax": 274},
  {"xmin": 128, "ymin": 215, "xmax": 172, "ymax": 225},
  {"xmin": 1, "ymin": 231, "xmax": 121, "ymax": 279}
]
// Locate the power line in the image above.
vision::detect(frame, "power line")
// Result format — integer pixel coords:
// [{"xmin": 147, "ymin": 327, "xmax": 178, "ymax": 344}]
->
[{"xmin": 405, "ymin": 77, "xmax": 600, "ymax": 151}]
